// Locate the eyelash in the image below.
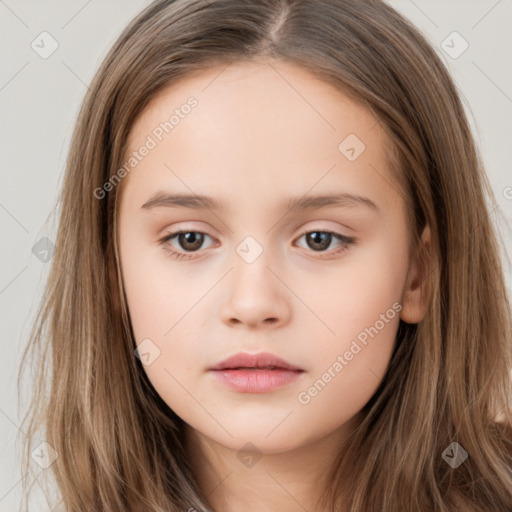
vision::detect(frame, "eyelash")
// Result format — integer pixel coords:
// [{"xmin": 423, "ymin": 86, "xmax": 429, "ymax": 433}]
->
[{"xmin": 158, "ymin": 229, "xmax": 356, "ymax": 261}]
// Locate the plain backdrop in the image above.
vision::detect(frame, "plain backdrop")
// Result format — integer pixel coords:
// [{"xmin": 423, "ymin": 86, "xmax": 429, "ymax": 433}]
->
[{"xmin": 1, "ymin": 1, "xmax": 511, "ymax": 510}]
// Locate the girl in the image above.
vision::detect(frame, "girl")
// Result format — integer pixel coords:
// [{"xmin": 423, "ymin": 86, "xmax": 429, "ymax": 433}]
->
[{"xmin": 19, "ymin": 0, "xmax": 512, "ymax": 511}]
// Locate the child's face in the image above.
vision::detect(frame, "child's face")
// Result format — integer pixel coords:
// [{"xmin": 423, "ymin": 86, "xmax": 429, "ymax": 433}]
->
[{"xmin": 117, "ymin": 60, "xmax": 423, "ymax": 452}]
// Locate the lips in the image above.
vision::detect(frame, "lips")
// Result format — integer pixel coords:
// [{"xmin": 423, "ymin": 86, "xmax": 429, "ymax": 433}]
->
[
  {"xmin": 208, "ymin": 352, "xmax": 305, "ymax": 393},
  {"xmin": 209, "ymin": 351, "xmax": 303, "ymax": 372}
]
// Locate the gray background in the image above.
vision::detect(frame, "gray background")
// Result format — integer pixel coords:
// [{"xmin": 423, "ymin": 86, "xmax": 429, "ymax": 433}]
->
[{"xmin": 1, "ymin": 1, "xmax": 511, "ymax": 509}]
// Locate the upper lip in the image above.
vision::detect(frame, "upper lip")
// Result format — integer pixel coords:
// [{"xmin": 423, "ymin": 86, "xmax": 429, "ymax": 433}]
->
[{"xmin": 209, "ymin": 352, "xmax": 304, "ymax": 371}]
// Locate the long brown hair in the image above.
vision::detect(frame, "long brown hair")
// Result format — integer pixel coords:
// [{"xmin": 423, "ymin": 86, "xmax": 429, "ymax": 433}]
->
[{"xmin": 18, "ymin": 0, "xmax": 512, "ymax": 510}]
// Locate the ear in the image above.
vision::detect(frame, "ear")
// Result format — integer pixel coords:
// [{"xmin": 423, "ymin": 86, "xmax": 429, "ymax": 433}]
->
[{"xmin": 400, "ymin": 224, "xmax": 431, "ymax": 324}]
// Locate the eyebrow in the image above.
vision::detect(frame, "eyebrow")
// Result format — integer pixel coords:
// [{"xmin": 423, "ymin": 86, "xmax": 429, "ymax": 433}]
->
[{"xmin": 140, "ymin": 191, "xmax": 380, "ymax": 213}]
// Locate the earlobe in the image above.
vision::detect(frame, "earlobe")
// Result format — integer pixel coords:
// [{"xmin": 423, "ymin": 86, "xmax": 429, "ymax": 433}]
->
[{"xmin": 400, "ymin": 224, "xmax": 432, "ymax": 324}]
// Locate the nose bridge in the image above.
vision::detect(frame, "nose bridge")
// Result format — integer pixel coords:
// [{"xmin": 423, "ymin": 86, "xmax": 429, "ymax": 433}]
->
[
  {"xmin": 219, "ymin": 233, "xmax": 291, "ymax": 328},
  {"xmin": 231, "ymin": 233, "xmax": 278, "ymax": 299}
]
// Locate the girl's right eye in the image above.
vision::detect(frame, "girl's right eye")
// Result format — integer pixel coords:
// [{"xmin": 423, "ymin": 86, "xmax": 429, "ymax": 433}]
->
[{"xmin": 158, "ymin": 231, "xmax": 215, "ymax": 260}]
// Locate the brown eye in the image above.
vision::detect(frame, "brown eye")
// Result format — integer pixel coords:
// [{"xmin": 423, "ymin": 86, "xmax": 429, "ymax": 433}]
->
[
  {"xmin": 175, "ymin": 232, "xmax": 205, "ymax": 252},
  {"xmin": 305, "ymin": 231, "xmax": 332, "ymax": 251},
  {"xmin": 159, "ymin": 231, "xmax": 215, "ymax": 259},
  {"xmin": 295, "ymin": 230, "xmax": 356, "ymax": 257}
]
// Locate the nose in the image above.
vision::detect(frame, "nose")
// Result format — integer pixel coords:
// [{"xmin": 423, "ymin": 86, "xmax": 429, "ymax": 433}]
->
[{"xmin": 219, "ymin": 252, "xmax": 291, "ymax": 330}]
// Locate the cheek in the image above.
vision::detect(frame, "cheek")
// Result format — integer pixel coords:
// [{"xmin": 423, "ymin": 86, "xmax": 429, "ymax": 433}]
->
[
  {"xmin": 119, "ymin": 248, "xmax": 205, "ymax": 413},
  {"xmin": 293, "ymin": 235, "xmax": 407, "ymax": 350},
  {"xmin": 288, "ymin": 237, "xmax": 407, "ymax": 416},
  {"xmin": 119, "ymin": 239, "xmax": 210, "ymax": 387},
  {"xmin": 120, "ymin": 237, "xmax": 204, "ymax": 341},
  {"xmin": 293, "ymin": 277, "xmax": 402, "ymax": 429}
]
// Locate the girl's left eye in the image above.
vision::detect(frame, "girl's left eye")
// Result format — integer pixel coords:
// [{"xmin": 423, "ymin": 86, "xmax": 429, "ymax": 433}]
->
[
  {"xmin": 294, "ymin": 230, "xmax": 356, "ymax": 258},
  {"xmin": 158, "ymin": 229, "xmax": 356, "ymax": 260}
]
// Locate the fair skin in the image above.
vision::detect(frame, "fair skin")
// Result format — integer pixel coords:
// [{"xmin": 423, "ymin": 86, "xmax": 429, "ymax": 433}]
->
[{"xmin": 116, "ymin": 59, "xmax": 430, "ymax": 512}]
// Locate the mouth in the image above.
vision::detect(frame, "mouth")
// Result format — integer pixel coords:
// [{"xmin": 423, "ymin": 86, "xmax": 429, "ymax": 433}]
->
[{"xmin": 208, "ymin": 352, "xmax": 305, "ymax": 393}]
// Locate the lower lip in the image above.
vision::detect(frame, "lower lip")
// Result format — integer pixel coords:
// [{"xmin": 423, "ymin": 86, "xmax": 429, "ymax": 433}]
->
[{"xmin": 210, "ymin": 368, "xmax": 304, "ymax": 393}]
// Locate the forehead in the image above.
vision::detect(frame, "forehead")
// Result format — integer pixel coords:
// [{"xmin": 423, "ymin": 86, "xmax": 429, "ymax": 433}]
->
[
  {"xmin": 120, "ymin": 60, "xmax": 400, "ymax": 213},
  {"xmin": 127, "ymin": 59, "xmax": 385, "ymax": 149}
]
